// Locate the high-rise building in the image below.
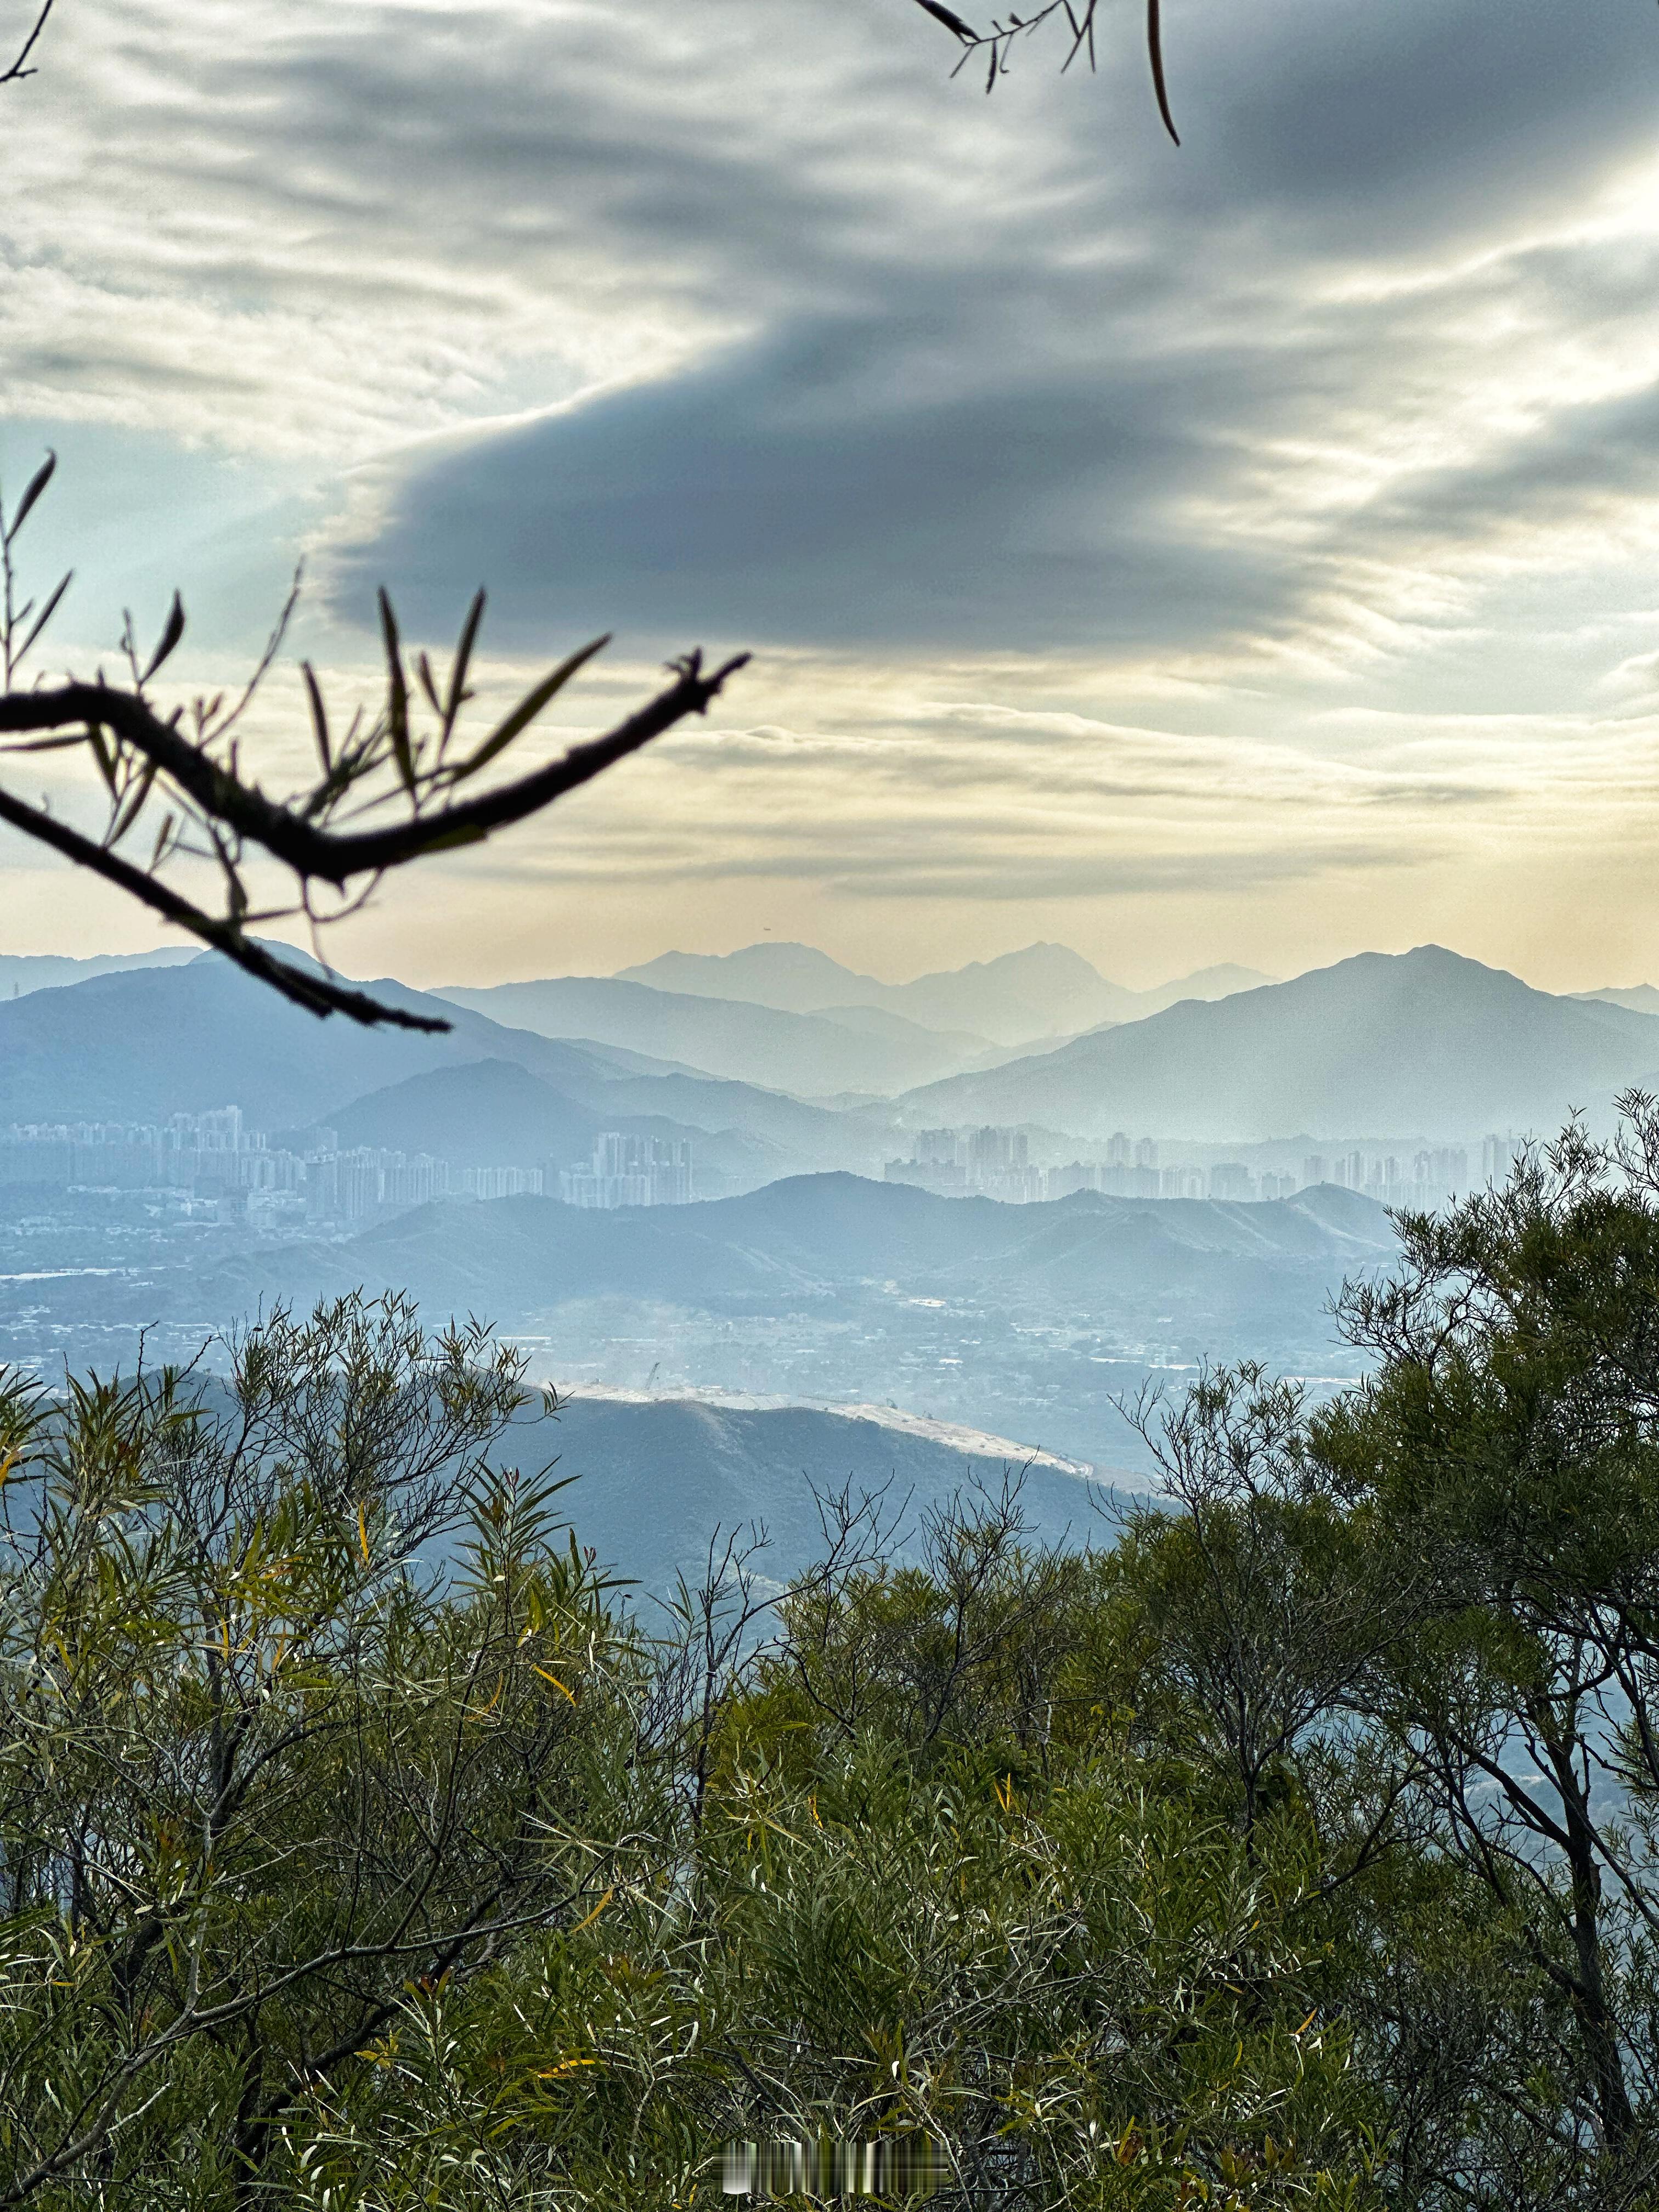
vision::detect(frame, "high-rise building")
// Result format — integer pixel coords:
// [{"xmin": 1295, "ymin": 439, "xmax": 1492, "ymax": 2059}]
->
[
  {"xmin": 914, "ymin": 1130, "xmax": 962, "ymax": 1167},
  {"xmin": 1048, "ymin": 1162, "xmax": 1101, "ymax": 1200},
  {"xmin": 459, "ymin": 1165, "xmax": 541, "ymax": 1200},
  {"xmin": 885, "ymin": 1126, "xmax": 1039, "ymax": 1203},
  {"xmin": 560, "ymin": 1134, "xmax": 693, "ymax": 1209},
  {"xmin": 969, "ymin": 1126, "xmax": 1028, "ymax": 1175}
]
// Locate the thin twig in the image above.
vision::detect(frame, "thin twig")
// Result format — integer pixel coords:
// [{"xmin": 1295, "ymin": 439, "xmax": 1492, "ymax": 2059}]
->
[
  {"xmin": 0, "ymin": 0, "xmax": 53, "ymax": 86},
  {"xmin": 0, "ymin": 450, "xmax": 753, "ymax": 1028},
  {"xmin": 0, "ymin": 782, "xmax": 448, "ymax": 1028},
  {"xmin": 912, "ymin": 0, "xmax": 1178, "ymax": 141}
]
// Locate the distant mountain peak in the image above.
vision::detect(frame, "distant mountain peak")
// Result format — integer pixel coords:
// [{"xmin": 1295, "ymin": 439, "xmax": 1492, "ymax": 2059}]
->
[
  {"xmin": 610, "ymin": 940, "xmax": 1281, "ymax": 1047},
  {"xmin": 614, "ymin": 940, "xmax": 1131, "ymax": 1047},
  {"xmin": 1163, "ymin": 962, "xmax": 1276, "ymax": 994},
  {"xmin": 893, "ymin": 941, "xmax": 1659, "ymax": 1143},
  {"xmin": 617, "ymin": 943, "xmax": 881, "ymax": 1007},
  {"xmin": 0, "ymin": 945, "xmax": 199, "ymax": 1002},
  {"xmin": 922, "ymin": 942, "xmax": 1107, "ymax": 983},
  {"xmin": 1576, "ymin": 982, "xmax": 1659, "ymax": 1020}
]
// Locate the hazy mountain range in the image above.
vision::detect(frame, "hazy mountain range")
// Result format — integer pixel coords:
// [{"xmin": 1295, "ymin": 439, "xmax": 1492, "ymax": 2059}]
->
[
  {"xmin": 616, "ymin": 940, "xmax": 1273, "ymax": 1046},
  {"xmin": 0, "ymin": 947, "xmax": 200, "ymax": 997},
  {"xmin": 10, "ymin": 934, "xmax": 1659, "ymax": 1505},
  {"xmin": 436, "ymin": 975, "xmax": 1011, "ymax": 1098},
  {"xmin": 0, "ymin": 957, "xmax": 628, "ymax": 1128},
  {"xmin": 6, "ymin": 941, "xmax": 1659, "ymax": 1170},
  {"xmin": 0, "ymin": 958, "xmax": 881, "ymax": 1188},
  {"xmin": 892, "ymin": 946, "xmax": 1659, "ymax": 1143},
  {"xmin": 0, "ymin": 1173, "xmax": 1398, "ymax": 1475},
  {"xmin": 308, "ymin": 1059, "xmax": 792, "ymax": 1194},
  {"xmin": 1580, "ymin": 984, "xmax": 1659, "ymax": 1019},
  {"xmin": 261, "ymin": 1172, "xmax": 1392, "ymax": 1317}
]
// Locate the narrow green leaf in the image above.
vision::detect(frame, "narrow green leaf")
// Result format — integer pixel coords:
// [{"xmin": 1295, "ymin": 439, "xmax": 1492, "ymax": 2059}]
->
[
  {"xmin": 379, "ymin": 589, "xmax": 415, "ymax": 795},
  {"xmin": 301, "ymin": 662, "xmax": 332, "ymax": 774},
  {"xmin": 110, "ymin": 760, "xmax": 158, "ymax": 845},
  {"xmin": 87, "ymin": 725, "xmax": 117, "ymax": 800},
  {"xmin": 414, "ymin": 648, "xmax": 442, "ymax": 718},
  {"xmin": 15, "ymin": 570, "xmax": 72, "ymax": 663},
  {"xmin": 9, "ymin": 450, "xmax": 55, "ymax": 538},
  {"xmin": 141, "ymin": 592, "xmax": 186, "ymax": 684},
  {"xmin": 444, "ymin": 589, "xmax": 487, "ymax": 741},
  {"xmin": 457, "ymin": 634, "xmax": 610, "ymax": 781}
]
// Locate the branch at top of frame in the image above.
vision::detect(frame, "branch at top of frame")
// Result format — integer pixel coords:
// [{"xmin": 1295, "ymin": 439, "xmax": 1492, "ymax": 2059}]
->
[{"xmin": 1, "ymin": 0, "xmax": 55, "ymax": 86}]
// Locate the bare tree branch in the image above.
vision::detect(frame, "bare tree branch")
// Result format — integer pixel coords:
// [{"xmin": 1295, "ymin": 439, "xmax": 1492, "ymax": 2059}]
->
[
  {"xmin": 0, "ymin": 652, "xmax": 749, "ymax": 888},
  {"xmin": 0, "ymin": 456, "xmax": 749, "ymax": 1029},
  {"xmin": 0, "ymin": 780, "xmax": 448, "ymax": 1028},
  {"xmin": 0, "ymin": 0, "xmax": 53, "ymax": 86},
  {"xmin": 911, "ymin": 0, "xmax": 1178, "ymax": 141}
]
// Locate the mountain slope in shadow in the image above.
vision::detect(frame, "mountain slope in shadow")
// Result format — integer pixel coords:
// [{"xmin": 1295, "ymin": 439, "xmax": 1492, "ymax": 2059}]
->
[
  {"xmin": 895, "ymin": 946, "xmax": 1659, "ymax": 1141},
  {"xmin": 437, "ymin": 975, "xmax": 997, "ymax": 1096},
  {"xmin": 509, "ymin": 1393, "xmax": 1123, "ymax": 1592},
  {"xmin": 0, "ymin": 956, "xmax": 879, "ymax": 1170}
]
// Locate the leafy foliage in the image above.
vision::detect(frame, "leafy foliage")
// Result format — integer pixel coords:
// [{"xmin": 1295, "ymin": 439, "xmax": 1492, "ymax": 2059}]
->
[
  {"xmin": 13, "ymin": 1113, "xmax": 1659, "ymax": 2202},
  {"xmin": 0, "ymin": 1296, "xmax": 630, "ymax": 2208}
]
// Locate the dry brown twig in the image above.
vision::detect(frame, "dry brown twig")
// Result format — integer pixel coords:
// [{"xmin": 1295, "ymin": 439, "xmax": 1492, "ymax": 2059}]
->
[{"xmin": 0, "ymin": 453, "xmax": 748, "ymax": 1031}]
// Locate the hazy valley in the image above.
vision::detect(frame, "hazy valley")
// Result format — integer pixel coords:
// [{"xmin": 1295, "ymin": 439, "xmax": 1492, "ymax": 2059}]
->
[{"xmin": 1, "ymin": 935, "xmax": 1654, "ymax": 1528}]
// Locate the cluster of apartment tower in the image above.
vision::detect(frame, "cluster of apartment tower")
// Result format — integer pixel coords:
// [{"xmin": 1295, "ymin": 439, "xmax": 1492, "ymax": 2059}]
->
[
  {"xmin": 0, "ymin": 1110, "xmax": 693, "ymax": 1223},
  {"xmin": 0, "ymin": 1110, "xmax": 1528, "ymax": 1224},
  {"xmin": 557, "ymin": 1133, "xmax": 694, "ymax": 1209},
  {"xmin": 886, "ymin": 1128, "xmax": 1509, "ymax": 1207}
]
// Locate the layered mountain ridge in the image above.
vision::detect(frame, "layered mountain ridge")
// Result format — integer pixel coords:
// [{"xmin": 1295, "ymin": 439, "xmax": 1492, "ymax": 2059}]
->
[
  {"xmin": 614, "ymin": 940, "xmax": 1273, "ymax": 1046},
  {"xmin": 892, "ymin": 946, "xmax": 1659, "ymax": 1142},
  {"xmin": 4, "ymin": 942, "xmax": 1658, "ymax": 1165}
]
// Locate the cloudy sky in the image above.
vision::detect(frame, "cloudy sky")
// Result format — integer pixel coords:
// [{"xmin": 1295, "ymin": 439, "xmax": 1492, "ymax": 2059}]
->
[{"xmin": 6, "ymin": 0, "xmax": 1659, "ymax": 991}]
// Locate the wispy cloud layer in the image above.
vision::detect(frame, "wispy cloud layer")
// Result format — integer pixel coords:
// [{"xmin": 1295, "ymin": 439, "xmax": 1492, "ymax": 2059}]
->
[{"xmin": 7, "ymin": 0, "xmax": 1659, "ymax": 984}]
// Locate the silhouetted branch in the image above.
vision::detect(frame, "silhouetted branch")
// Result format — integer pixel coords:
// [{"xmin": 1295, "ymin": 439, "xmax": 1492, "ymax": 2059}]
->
[
  {"xmin": 0, "ymin": 653, "xmax": 749, "ymax": 885},
  {"xmin": 0, "ymin": 783, "xmax": 445, "ymax": 1028},
  {"xmin": 1, "ymin": 0, "xmax": 53, "ymax": 86},
  {"xmin": 911, "ymin": 0, "xmax": 1178, "ymax": 141},
  {"xmin": 0, "ymin": 453, "xmax": 749, "ymax": 1029}
]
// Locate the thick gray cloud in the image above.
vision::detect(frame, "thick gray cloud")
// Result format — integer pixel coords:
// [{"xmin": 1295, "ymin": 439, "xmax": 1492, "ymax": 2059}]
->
[
  {"xmin": 329, "ymin": 308, "xmax": 1299, "ymax": 651},
  {"xmin": 320, "ymin": 0, "xmax": 1659, "ymax": 663},
  {"xmin": 12, "ymin": 0, "xmax": 1659, "ymax": 989},
  {"xmin": 1180, "ymin": 0, "xmax": 1659, "ymax": 241}
]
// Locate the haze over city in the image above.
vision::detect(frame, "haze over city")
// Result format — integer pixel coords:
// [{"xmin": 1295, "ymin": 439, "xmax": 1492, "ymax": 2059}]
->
[
  {"xmin": 15, "ymin": 5, "xmax": 1659, "ymax": 2197},
  {"xmin": 8, "ymin": 0, "xmax": 1659, "ymax": 1536}
]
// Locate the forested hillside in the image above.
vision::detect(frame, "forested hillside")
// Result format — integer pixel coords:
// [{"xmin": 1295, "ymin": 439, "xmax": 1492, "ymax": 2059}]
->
[{"xmin": 4, "ymin": 1114, "xmax": 1658, "ymax": 2207}]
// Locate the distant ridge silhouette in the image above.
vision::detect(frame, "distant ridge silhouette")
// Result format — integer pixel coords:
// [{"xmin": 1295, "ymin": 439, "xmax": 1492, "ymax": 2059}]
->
[
  {"xmin": 894, "ymin": 946, "xmax": 1659, "ymax": 1141},
  {"xmin": 617, "ymin": 941, "xmax": 1272, "ymax": 1045}
]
